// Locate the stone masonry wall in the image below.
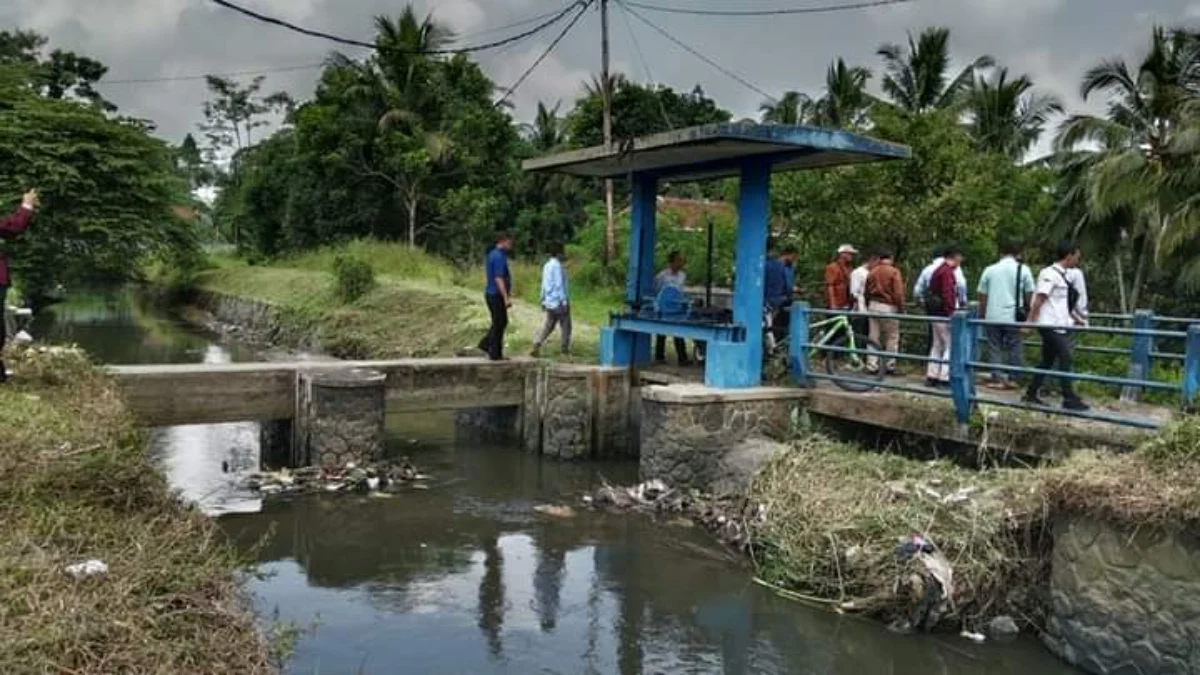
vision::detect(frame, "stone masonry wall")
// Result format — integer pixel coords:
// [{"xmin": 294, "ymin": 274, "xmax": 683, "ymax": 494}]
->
[
  {"xmin": 1045, "ymin": 516, "xmax": 1200, "ymax": 674},
  {"xmin": 522, "ymin": 364, "xmax": 632, "ymax": 460},
  {"xmin": 296, "ymin": 369, "xmax": 386, "ymax": 468},
  {"xmin": 639, "ymin": 386, "xmax": 803, "ymax": 491}
]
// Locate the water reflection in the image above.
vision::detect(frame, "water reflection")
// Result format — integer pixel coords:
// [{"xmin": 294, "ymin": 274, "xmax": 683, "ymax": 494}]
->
[{"xmin": 221, "ymin": 432, "xmax": 1077, "ymax": 675}]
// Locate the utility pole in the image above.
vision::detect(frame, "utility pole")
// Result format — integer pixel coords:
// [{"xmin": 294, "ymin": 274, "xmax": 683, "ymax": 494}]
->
[{"xmin": 601, "ymin": 0, "xmax": 616, "ymax": 265}]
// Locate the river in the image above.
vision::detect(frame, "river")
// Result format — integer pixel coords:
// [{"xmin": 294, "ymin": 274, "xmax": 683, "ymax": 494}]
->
[{"xmin": 32, "ymin": 291, "xmax": 1080, "ymax": 675}]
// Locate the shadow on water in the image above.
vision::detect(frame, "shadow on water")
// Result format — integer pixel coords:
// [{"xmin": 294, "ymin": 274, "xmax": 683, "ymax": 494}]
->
[{"xmin": 37, "ymin": 290, "xmax": 1080, "ymax": 675}]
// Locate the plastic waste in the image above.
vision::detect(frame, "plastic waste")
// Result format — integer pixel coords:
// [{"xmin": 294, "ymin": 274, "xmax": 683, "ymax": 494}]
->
[{"xmin": 65, "ymin": 559, "xmax": 109, "ymax": 580}]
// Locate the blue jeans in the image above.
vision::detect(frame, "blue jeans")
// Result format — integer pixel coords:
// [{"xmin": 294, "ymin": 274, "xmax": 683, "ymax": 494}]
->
[{"xmin": 986, "ymin": 325, "xmax": 1022, "ymax": 382}]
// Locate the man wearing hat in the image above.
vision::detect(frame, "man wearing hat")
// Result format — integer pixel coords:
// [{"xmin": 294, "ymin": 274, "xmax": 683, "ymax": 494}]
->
[{"xmin": 824, "ymin": 244, "xmax": 858, "ymax": 311}]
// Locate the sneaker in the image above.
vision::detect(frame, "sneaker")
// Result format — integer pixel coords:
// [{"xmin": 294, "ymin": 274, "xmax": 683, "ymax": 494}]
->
[
  {"xmin": 1063, "ymin": 398, "xmax": 1090, "ymax": 412},
  {"xmin": 1021, "ymin": 394, "xmax": 1047, "ymax": 407},
  {"xmin": 925, "ymin": 378, "xmax": 941, "ymax": 388},
  {"xmin": 530, "ymin": 346, "xmax": 541, "ymax": 358}
]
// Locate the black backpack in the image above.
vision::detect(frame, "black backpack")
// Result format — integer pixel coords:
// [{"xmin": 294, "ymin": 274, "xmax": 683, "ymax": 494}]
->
[{"xmin": 1054, "ymin": 267, "xmax": 1080, "ymax": 314}]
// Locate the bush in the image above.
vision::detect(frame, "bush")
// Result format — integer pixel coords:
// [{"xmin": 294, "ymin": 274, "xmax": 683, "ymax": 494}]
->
[{"xmin": 332, "ymin": 253, "xmax": 376, "ymax": 303}]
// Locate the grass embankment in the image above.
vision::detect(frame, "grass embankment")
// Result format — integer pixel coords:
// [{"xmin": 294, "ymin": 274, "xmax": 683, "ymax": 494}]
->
[
  {"xmin": 0, "ymin": 347, "xmax": 272, "ymax": 673},
  {"xmin": 747, "ymin": 423, "xmax": 1200, "ymax": 629},
  {"xmin": 197, "ymin": 241, "xmax": 617, "ymax": 360}
]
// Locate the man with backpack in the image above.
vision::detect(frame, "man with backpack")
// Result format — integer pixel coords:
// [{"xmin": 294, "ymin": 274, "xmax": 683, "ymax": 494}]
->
[
  {"xmin": 977, "ymin": 240, "xmax": 1035, "ymax": 389},
  {"xmin": 1024, "ymin": 241, "xmax": 1089, "ymax": 411},
  {"xmin": 924, "ymin": 247, "xmax": 963, "ymax": 386}
]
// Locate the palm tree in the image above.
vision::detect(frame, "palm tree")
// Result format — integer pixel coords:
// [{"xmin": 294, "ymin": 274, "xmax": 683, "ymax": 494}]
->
[
  {"xmin": 1054, "ymin": 27, "xmax": 1200, "ymax": 309},
  {"xmin": 816, "ymin": 58, "xmax": 873, "ymax": 129},
  {"xmin": 877, "ymin": 27, "xmax": 994, "ymax": 112},
  {"xmin": 759, "ymin": 91, "xmax": 816, "ymax": 125},
  {"xmin": 965, "ymin": 68, "xmax": 1063, "ymax": 159},
  {"xmin": 524, "ymin": 101, "xmax": 564, "ymax": 152}
]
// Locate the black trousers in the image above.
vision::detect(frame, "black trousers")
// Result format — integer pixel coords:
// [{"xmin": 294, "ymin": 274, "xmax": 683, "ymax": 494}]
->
[
  {"xmin": 655, "ymin": 335, "xmax": 689, "ymax": 364},
  {"xmin": 478, "ymin": 293, "xmax": 508, "ymax": 361},
  {"xmin": 1027, "ymin": 328, "xmax": 1078, "ymax": 400}
]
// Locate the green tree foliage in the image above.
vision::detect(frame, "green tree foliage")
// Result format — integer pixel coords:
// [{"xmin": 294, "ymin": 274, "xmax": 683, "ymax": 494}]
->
[
  {"xmin": 815, "ymin": 58, "xmax": 874, "ymax": 129},
  {"xmin": 965, "ymin": 68, "xmax": 1063, "ymax": 159},
  {"xmin": 759, "ymin": 91, "xmax": 816, "ymax": 125},
  {"xmin": 772, "ymin": 107, "xmax": 1055, "ymax": 295},
  {"xmin": 0, "ymin": 46, "xmax": 192, "ymax": 296},
  {"xmin": 565, "ymin": 78, "xmax": 730, "ymax": 147},
  {"xmin": 0, "ymin": 30, "xmax": 115, "ymax": 111},
  {"xmin": 877, "ymin": 27, "xmax": 993, "ymax": 113}
]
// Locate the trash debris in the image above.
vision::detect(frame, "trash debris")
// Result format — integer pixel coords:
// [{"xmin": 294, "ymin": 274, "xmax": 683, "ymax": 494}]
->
[
  {"xmin": 13, "ymin": 330, "xmax": 33, "ymax": 345},
  {"xmin": 242, "ymin": 459, "xmax": 428, "ymax": 498},
  {"xmin": 895, "ymin": 534, "xmax": 955, "ymax": 632},
  {"xmin": 65, "ymin": 560, "xmax": 108, "ymax": 580},
  {"xmin": 585, "ymin": 479, "xmax": 758, "ymax": 551},
  {"xmin": 533, "ymin": 505, "xmax": 576, "ymax": 518},
  {"xmin": 960, "ymin": 630, "xmax": 986, "ymax": 643},
  {"xmin": 987, "ymin": 615, "xmax": 1020, "ymax": 641}
]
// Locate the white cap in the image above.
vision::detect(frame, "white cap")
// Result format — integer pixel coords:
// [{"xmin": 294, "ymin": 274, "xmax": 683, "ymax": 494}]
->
[{"xmin": 837, "ymin": 244, "xmax": 859, "ymax": 255}]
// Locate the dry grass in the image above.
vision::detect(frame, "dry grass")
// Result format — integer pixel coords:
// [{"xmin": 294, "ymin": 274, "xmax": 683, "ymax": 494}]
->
[
  {"xmin": 747, "ymin": 434, "xmax": 1054, "ymax": 627},
  {"xmin": 0, "ymin": 347, "xmax": 273, "ymax": 674}
]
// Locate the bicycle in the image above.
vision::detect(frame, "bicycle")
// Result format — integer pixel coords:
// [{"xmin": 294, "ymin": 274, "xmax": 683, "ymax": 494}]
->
[{"xmin": 765, "ymin": 309, "xmax": 883, "ymax": 392}]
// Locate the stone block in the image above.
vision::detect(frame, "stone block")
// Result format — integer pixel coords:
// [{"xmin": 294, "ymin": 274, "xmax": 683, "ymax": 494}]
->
[{"xmin": 296, "ymin": 368, "xmax": 386, "ymax": 468}]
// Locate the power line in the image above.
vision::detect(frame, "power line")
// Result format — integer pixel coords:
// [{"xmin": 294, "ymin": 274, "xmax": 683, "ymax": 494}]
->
[
  {"xmin": 622, "ymin": 0, "xmax": 913, "ymax": 16},
  {"xmin": 616, "ymin": 2, "xmax": 674, "ymax": 130},
  {"xmin": 455, "ymin": 4, "xmax": 578, "ymax": 40},
  {"xmin": 209, "ymin": 0, "xmax": 587, "ymax": 55},
  {"xmin": 103, "ymin": 63, "xmax": 325, "ymax": 85},
  {"xmin": 494, "ymin": 0, "xmax": 594, "ymax": 108},
  {"xmin": 618, "ymin": 1, "xmax": 776, "ymax": 103}
]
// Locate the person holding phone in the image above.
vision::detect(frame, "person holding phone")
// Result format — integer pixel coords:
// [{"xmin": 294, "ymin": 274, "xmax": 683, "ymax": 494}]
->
[{"xmin": 0, "ymin": 188, "xmax": 39, "ymax": 382}]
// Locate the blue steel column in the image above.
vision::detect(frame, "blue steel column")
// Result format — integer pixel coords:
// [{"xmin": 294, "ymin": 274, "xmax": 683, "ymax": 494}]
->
[
  {"xmin": 602, "ymin": 173, "xmax": 657, "ymax": 367},
  {"xmin": 790, "ymin": 301, "xmax": 810, "ymax": 385},
  {"xmin": 1183, "ymin": 324, "xmax": 1200, "ymax": 410},
  {"xmin": 706, "ymin": 160, "xmax": 769, "ymax": 388},
  {"xmin": 1121, "ymin": 310, "xmax": 1154, "ymax": 402}
]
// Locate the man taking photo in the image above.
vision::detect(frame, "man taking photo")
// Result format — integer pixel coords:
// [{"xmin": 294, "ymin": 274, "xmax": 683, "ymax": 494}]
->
[{"xmin": 1, "ymin": 188, "xmax": 39, "ymax": 383}]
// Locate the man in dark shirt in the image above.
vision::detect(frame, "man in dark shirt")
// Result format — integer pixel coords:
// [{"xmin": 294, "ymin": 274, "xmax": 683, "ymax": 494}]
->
[
  {"xmin": 477, "ymin": 231, "xmax": 513, "ymax": 361},
  {"xmin": 764, "ymin": 245, "xmax": 798, "ymax": 345},
  {"xmin": 0, "ymin": 188, "xmax": 38, "ymax": 383},
  {"xmin": 924, "ymin": 246, "xmax": 962, "ymax": 386}
]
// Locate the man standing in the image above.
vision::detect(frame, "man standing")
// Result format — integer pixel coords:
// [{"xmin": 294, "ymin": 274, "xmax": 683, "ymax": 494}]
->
[
  {"xmin": 1024, "ymin": 241, "xmax": 1089, "ymax": 411},
  {"xmin": 977, "ymin": 240, "xmax": 1035, "ymax": 389},
  {"xmin": 925, "ymin": 247, "xmax": 962, "ymax": 386},
  {"xmin": 914, "ymin": 246, "xmax": 967, "ymax": 309},
  {"xmin": 850, "ymin": 250, "xmax": 879, "ymax": 336},
  {"xmin": 654, "ymin": 251, "xmax": 691, "ymax": 366},
  {"xmin": 531, "ymin": 244, "xmax": 571, "ymax": 358},
  {"xmin": 824, "ymin": 244, "xmax": 857, "ymax": 310},
  {"xmin": 764, "ymin": 245, "xmax": 799, "ymax": 346},
  {"xmin": 0, "ymin": 188, "xmax": 38, "ymax": 384},
  {"xmin": 865, "ymin": 250, "xmax": 904, "ymax": 375},
  {"xmin": 477, "ymin": 231, "xmax": 513, "ymax": 361}
]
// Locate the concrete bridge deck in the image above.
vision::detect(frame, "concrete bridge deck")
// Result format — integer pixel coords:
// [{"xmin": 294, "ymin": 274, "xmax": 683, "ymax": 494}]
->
[{"xmin": 107, "ymin": 357, "xmax": 532, "ymax": 427}]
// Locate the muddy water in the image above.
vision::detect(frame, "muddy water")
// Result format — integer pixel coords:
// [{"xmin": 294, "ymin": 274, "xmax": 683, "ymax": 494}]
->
[{"xmin": 35, "ymin": 292, "xmax": 1080, "ymax": 674}]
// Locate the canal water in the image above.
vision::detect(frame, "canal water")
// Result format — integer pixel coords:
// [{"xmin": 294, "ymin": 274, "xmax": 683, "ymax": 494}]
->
[{"xmin": 34, "ymin": 292, "xmax": 1080, "ymax": 675}]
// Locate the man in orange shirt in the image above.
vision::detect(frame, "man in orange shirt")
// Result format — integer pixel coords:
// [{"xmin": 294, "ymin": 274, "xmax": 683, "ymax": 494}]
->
[
  {"xmin": 824, "ymin": 244, "xmax": 858, "ymax": 310},
  {"xmin": 865, "ymin": 250, "xmax": 905, "ymax": 374}
]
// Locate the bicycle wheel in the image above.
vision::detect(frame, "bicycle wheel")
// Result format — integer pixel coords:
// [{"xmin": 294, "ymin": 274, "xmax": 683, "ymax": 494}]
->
[{"xmin": 822, "ymin": 331, "xmax": 884, "ymax": 392}]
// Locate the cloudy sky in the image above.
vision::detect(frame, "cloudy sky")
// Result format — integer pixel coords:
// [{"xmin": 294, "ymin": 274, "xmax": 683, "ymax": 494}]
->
[{"xmin": 2, "ymin": 0, "xmax": 1195, "ymax": 157}]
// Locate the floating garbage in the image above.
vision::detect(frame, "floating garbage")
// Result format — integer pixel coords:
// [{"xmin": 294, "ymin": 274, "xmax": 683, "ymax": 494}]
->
[
  {"xmin": 960, "ymin": 630, "xmax": 986, "ymax": 643},
  {"xmin": 243, "ymin": 458, "xmax": 426, "ymax": 498},
  {"xmin": 585, "ymin": 479, "xmax": 761, "ymax": 552},
  {"xmin": 13, "ymin": 330, "xmax": 33, "ymax": 346},
  {"xmin": 533, "ymin": 505, "xmax": 576, "ymax": 518},
  {"xmin": 65, "ymin": 559, "xmax": 109, "ymax": 580}
]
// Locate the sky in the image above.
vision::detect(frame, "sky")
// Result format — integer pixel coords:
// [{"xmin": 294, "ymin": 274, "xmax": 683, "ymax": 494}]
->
[{"xmin": 2, "ymin": 0, "xmax": 1196, "ymax": 159}]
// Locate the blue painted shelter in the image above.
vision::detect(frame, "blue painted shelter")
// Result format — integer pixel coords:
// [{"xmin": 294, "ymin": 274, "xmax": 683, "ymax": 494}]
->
[{"xmin": 523, "ymin": 122, "xmax": 910, "ymax": 388}]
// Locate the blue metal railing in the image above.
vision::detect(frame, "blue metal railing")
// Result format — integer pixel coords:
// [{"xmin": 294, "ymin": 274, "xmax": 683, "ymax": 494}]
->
[{"xmin": 788, "ymin": 302, "xmax": 1200, "ymax": 430}]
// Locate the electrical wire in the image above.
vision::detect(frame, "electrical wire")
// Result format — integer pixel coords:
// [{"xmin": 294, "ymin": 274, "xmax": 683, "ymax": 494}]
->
[
  {"xmin": 621, "ymin": 0, "xmax": 914, "ymax": 16},
  {"xmin": 454, "ymin": 3, "xmax": 578, "ymax": 40},
  {"xmin": 616, "ymin": 2, "xmax": 674, "ymax": 130},
  {"xmin": 618, "ymin": 1, "xmax": 777, "ymax": 103},
  {"xmin": 103, "ymin": 63, "xmax": 325, "ymax": 85},
  {"xmin": 208, "ymin": 0, "xmax": 587, "ymax": 55},
  {"xmin": 494, "ymin": 0, "xmax": 594, "ymax": 108}
]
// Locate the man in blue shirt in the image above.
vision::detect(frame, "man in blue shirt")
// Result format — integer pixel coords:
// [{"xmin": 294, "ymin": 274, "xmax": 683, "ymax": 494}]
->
[
  {"xmin": 477, "ymin": 231, "xmax": 513, "ymax": 360},
  {"xmin": 531, "ymin": 243, "xmax": 571, "ymax": 357},
  {"xmin": 763, "ymin": 245, "xmax": 798, "ymax": 346}
]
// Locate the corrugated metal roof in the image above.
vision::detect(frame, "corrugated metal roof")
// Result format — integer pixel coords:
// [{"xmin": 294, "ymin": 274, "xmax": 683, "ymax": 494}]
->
[{"xmin": 522, "ymin": 122, "xmax": 910, "ymax": 181}]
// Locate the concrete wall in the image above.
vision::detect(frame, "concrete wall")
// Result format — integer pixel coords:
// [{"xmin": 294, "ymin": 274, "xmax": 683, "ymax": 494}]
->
[
  {"xmin": 1045, "ymin": 516, "xmax": 1200, "ymax": 674},
  {"xmin": 639, "ymin": 385, "xmax": 804, "ymax": 491},
  {"xmin": 522, "ymin": 364, "xmax": 634, "ymax": 460}
]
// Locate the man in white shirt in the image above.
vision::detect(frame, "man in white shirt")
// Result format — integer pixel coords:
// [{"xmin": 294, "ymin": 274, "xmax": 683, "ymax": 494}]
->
[
  {"xmin": 1024, "ymin": 241, "xmax": 1089, "ymax": 411},
  {"xmin": 849, "ymin": 250, "xmax": 878, "ymax": 336},
  {"xmin": 531, "ymin": 244, "xmax": 571, "ymax": 357},
  {"xmin": 653, "ymin": 251, "xmax": 691, "ymax": 365}
]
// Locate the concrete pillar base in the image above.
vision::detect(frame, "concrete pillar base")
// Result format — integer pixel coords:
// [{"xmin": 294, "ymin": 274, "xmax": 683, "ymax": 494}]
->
[
  {"xmin": 296, "ymin": 368, "xmax": 386, "ymax": 468},
  {"xmin": 259, "ymin": 419, "xmax": 295, "ymax": 469},
  {"xmin": 523, "ymin": 364, "xmax": 632, "ymax": 460}
]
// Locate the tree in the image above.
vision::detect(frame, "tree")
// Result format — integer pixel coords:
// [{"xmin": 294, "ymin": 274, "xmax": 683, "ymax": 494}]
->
[
  {"xmin": 965, "ymin": 68, "xmax": 1062, "ymax": 159},
  {"xmin": 1053, "ymin": 27, "xmax": 1200, "ymax": 310},
  {"xmin": 523, "ymin": 101, "xmax": 564, "ymax": 152},
  {"xmin": 877, "ymin": 27, "xmax": 993, "ymax": 113},
  {"xmin": 0, "ymin": 30, "xmax": 115, "ymax": 110},
  {"xmin": 566, "ymin": 78, "xmax": 731, "ymax": 147},
  {"xmin": 0, "ymin": 60, "xmax": 191, "ymax": 296},
  {"xmin": 759, "ymin": 91, "xmax": 816, "ymax": 125},
  {"xmin": 816, "ymin": 59, "xmax": 874, "ymax": 129},
  {"xmin": 200, "ymin": 75, "xmax": 291, "ymax": 155}
]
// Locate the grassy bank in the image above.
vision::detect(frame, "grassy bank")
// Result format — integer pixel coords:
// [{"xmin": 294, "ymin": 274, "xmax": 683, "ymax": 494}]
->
[
  {"xmin": 747, "ymin": 423, "xmax": 1200, "ymax": 630},
  {"xmin": 196, "ymin": 241, "xmax": 613, "ymax": 360},
  {"xmin": 0, "ymin": 347, "xmax": 272, "ymax": 673}
]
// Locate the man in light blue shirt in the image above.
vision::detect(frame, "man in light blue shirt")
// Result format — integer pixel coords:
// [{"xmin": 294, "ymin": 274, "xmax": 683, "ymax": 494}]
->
[
  {"xmin": 977, "ymin": 240, "xmax": 1036, "ymax": 388},
  {"xmin": 532, "ymin": 243, "xmax": 571, "ymax": 357}
]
